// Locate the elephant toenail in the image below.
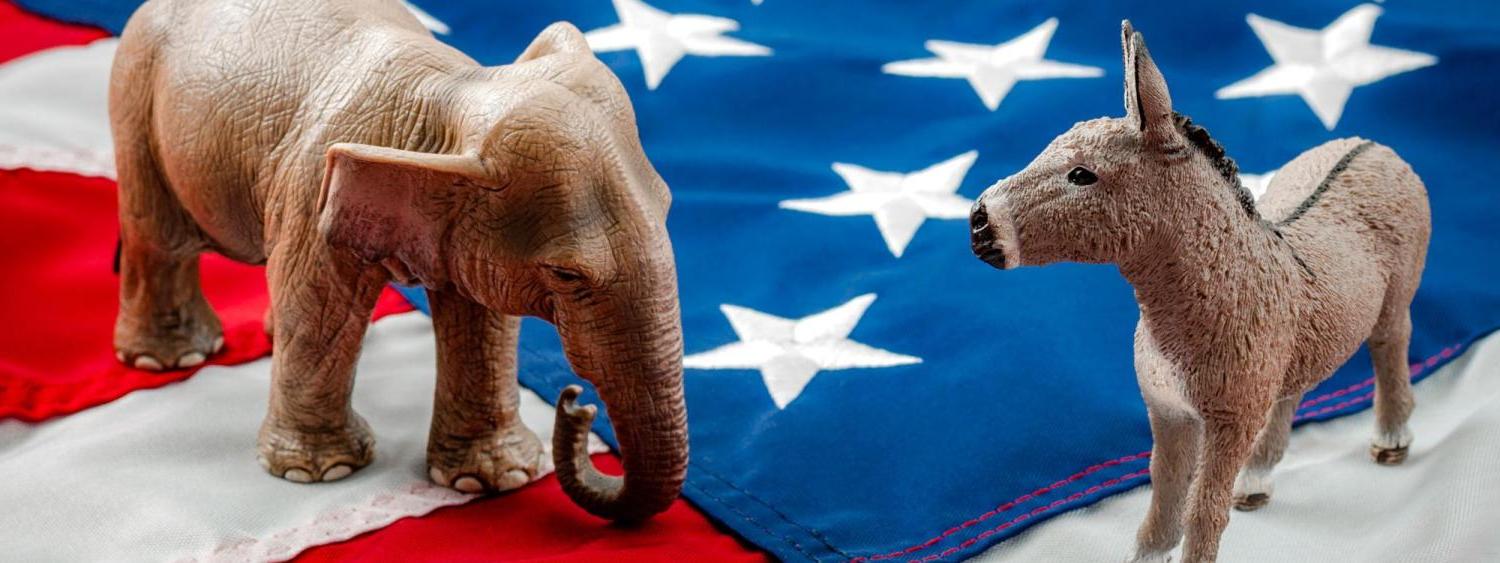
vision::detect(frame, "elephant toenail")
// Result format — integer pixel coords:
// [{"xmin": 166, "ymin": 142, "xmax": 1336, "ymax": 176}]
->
[
  {"xmin": 428, "ymin": 467, "xmax": 447, "ymax": 486},
  {"xmin": 134, "ymin": 355, "xmax": 163, "ymax": 370},
  {"xmin": 212, "ymin": 336, "xmax": 225, "ymax": 353},
  {"xmin": 177, "ymin": 352, "xmax": 206, "ymax": 368},
  {"xmin": 283, "ymin": 468, "xmax": 313, "ymax": 483},
  {"xmin": 453, "ymin": 476, "xmax": 484, "ymax": 493},
  {"xmin": 115, "ymin": 350, "xmax": 126, "ymax": 363},
  {"xmin": 497, "ymin": 470, "xmax": 530, "ymax": 490},
  {"xmin": 322, "ymin": 465, "xmax": 353, "ymax": 481}
]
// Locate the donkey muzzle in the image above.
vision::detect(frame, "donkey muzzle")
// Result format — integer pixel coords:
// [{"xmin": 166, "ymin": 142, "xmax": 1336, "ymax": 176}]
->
[{"xmin": 970, "ymin": 200, "xmax": 1007, "ymax": 269}]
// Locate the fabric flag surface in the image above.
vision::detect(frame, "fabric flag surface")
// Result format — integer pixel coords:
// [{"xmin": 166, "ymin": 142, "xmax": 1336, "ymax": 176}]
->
[{"xmin": 3, "ymin": 0, "xmax": 1500, "ymax": 561}]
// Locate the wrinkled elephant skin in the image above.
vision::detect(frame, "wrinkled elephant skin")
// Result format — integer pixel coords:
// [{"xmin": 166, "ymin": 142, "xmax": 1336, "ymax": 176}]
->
[{"xmin": 110, "ymin": 0, "xmax": 687, "ymax": 522}]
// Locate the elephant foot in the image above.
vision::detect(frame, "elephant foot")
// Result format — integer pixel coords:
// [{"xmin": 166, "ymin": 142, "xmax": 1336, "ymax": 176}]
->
[
  {"xmin": 114, "ymin": 297, "xmax": 224, "ymax": 371},
  {"xmin": 257, "ymin": 412, "xmax": 375, "ymax": 483},
  {"xmin": 427, "ymin": 423, "xmax": 549, "ymax": 494}
]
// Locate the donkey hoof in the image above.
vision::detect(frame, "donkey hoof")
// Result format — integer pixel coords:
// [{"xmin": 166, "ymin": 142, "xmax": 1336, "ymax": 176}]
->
[
  {"xmin": 1233, "ymin": 492, "xmax": 1271, "ymax": 511},
  {"xmin": 1371, "ymin": 445, "xmax": 1409, "ymax": 465}
]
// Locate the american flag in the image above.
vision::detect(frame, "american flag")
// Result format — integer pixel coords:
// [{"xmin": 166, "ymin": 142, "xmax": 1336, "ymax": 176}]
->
[{"xmin": 2, "ymin": 0, "xmax": 1498, "ymax": 561}]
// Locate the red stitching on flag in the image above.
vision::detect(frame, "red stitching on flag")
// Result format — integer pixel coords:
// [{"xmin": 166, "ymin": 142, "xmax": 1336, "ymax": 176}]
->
[
  {"xmin": 1294, "ymin": 344, "xmax": 1459, "ymax": 411},
  {"xmin": 851, "ymin": 452, "xmax": 1152, "ymax": 561},
  {"xmin": 912, "ymin": 468, "xmax": 1154, "ymax": 563},
  {"xmin": 853, "ymin": 342, "xmax": 1464, "ymax": 562}
]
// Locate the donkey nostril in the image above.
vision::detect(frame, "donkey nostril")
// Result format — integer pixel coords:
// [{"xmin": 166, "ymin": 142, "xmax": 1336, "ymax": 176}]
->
[{"xmin": 970, "ymin": 204, "xmax": 989, "ymax": 231}]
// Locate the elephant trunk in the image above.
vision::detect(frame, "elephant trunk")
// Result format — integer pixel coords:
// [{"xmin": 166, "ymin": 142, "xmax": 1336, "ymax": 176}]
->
[{"xmin": 552, "ymin": 294, "xmax": 688, "ymax": 522}]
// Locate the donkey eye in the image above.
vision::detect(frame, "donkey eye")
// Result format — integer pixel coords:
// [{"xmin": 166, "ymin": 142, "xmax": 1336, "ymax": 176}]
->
[{"xmin": 1067, "ymin": 167, "xmax": 1098, "ymax": 186}]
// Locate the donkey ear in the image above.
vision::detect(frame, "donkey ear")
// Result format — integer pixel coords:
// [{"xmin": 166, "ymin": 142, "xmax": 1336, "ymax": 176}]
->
[
  {"xmin": 516, "ymin": 21, "xmax": 591, "ymax": 63},
  {"xmin": 316, "ymin": 143, "xmax": 485, "ymax": 285},
  {"xmin": 1121, "ymin": 21, "xmax": 1174, "ymax": 133}
]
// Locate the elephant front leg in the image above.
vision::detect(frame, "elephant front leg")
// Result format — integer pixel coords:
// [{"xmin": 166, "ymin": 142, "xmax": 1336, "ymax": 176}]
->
[
  {"xmin": 425, "ymin": 290, "xmax": 548, "ymax": 494},
  {"xmin": 257, "ymin": 245, "xmax": 386, "ymax": 483}
]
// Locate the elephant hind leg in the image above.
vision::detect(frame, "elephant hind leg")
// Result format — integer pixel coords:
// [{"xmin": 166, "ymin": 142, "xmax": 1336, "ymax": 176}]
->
[
  {"xmin": 112, "ymin": 119, "xmax": 223, "ymax": 371},
  {"xmin": 424, "ymin": 290, "xmax": 547, "ymax": 494}
]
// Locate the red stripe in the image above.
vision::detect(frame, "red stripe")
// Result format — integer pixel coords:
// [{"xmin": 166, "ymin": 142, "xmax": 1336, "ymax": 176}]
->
[
  {"xmin": 296, "ymin": 454, "xmax": 770, "ymax": 563},
  {"xmin": 0, "ymin": 0, "xmax": 108, "ymax": 64},
  {"xmin": 0, "ymin": 168, "xmax": 411, "ymax": 421}
]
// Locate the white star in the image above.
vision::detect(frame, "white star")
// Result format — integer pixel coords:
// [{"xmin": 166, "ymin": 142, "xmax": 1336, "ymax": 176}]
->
[
  {"xmin": 882, "ymin": 18, "xmax": 1103, "ymax": 111},
  {"xmin": 1241, "ymin": 170, "xmax": 1277, "ymax": 201},
  {"xmin": 1216, "ymin": 4, "xmax": 1437, "ymax": 130},
  {"xmin": 781, "ymin": 151, "xmax": 978, "ymax": 258},
  {"xmin": 399, "ymin": 1, "xmax": 450, "ymax": 35},
  {"xmin": 584, "ymin": 0, "xmax": 771, "ymax": 90},
  {"xmin": 684, "ymin": 294, "xmax": 921, "ymax": 409}
]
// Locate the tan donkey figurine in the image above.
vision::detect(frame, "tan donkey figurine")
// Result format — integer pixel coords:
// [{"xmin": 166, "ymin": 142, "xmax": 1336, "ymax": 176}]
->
[
  {"xmin": 969, "ymin": 22, "xmax": 1430, "ymax": 563},
  {"xmin": 110, "ymin": 0, "xmax": 686, "ymax": 521}
]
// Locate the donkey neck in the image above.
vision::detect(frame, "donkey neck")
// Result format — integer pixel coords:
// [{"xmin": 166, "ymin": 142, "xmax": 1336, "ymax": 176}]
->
[{"xmin": 1119, "ymin": 181, "xmax": 1299, "ymax": 332}]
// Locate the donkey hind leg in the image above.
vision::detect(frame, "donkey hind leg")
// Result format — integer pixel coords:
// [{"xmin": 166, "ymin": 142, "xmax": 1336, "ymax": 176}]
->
[
  {"xmin": 1369, "ymin": 306, "xmax": 1416, "ymax": 465},
  {"xmin": 1232, "ymin": 394, "xmax": 1300, "ymax": 511},
  {"xmin": 113, "ymin": 128, "xmax": 223, "ymax": 371}
]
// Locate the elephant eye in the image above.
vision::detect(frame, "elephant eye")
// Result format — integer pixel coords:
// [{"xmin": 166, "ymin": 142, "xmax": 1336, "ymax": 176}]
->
[
  {"xmin": 1067, "ymin": 166, "xmax": 1098, "ymax": 186},
  {"xmin": 548, "ymin": 266, "xmax": 586, "ymax": 283}
]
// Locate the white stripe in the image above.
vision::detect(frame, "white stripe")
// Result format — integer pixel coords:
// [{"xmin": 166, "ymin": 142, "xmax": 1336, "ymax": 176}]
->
[
  {"xmin": 0, "ymin": 39, "xmax": 116, "ymax": 177},
  {"xmin": 0, "ymin": 312, "xmax": 606, "ymax": 562},
  {"xmin": 980, "ymin": 331, "xmax": 1500, "ymax": 561}
]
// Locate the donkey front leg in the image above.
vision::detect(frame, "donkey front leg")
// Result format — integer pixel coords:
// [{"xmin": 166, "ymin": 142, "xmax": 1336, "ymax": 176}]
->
[
  {"xmin": 1232, "ymin": 394, "xmax": 1300, "ymax": 511},
  {"xmin": 425, "ymin": 290, "xmax": 548, "ymax": 494},
  {"xmin": 257, "ymin": 243, "xmax": 386, "ymax": 483},
  {"xmin": 1130, "ymin": 408, "xmax": 1202, "ymax": 563},
  {"xmin": 1180, "ymin": 417, "xmax": 1261, "ymax": 563}
]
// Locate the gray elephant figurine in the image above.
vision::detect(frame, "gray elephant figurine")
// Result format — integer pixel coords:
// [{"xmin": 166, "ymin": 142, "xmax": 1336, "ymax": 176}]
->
[{"xmin": 109, "ymin": 0, "xmax": 685, "ymax": 521}]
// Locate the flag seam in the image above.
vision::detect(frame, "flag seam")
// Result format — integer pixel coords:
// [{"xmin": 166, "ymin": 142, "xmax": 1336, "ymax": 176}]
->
[{"xmin": 856, "ymin": 338, "xmax": 1473, "ymax": 561}]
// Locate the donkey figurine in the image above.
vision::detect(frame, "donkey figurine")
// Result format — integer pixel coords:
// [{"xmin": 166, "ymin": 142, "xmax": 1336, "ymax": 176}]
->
[{"xmin": 969, "ymin": 22, "xmax": 1430, "ymax": 563}]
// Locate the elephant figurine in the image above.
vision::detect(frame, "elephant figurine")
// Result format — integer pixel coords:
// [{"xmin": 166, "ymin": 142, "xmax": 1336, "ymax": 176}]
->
[
  {"xmin": 110, "ymin": 0, "xmax": 686, "ymax": 522},
  {"xmin": 969, "ymin": 21, "xmax": 1429, "ymax": 563}
]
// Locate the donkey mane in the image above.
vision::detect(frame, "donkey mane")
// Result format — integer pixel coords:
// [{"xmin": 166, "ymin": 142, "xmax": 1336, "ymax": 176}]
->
[{"xmin": 1171, "ymin": 112, "xmax": 1258, "ymax": 220}]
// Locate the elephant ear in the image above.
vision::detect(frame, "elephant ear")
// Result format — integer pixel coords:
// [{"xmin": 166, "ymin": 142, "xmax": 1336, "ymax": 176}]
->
[
  {"xmin": 515, "ymin": 21, "xmax": 591, "ymax": 63},
  {"xmin": 316, "ymin": 143, "xmax": 485, "ymax": 286}
]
